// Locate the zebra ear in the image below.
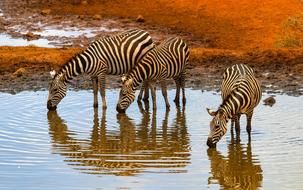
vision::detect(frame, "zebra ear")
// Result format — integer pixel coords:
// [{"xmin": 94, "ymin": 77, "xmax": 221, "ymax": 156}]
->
[
  {"xmin": 206, "ymin": 108, "xmax": 217, "ymax": 116},
  {"xmin": 125, "ymin": 78, "xmax": 133, "ymax": 86},
  {"xmin": 121, "ymin": 75, "xmax": 127, "ymax": 83},
  {"xmin": 50, "ymin": 70, "xmax": 56, "ymax": 78}
]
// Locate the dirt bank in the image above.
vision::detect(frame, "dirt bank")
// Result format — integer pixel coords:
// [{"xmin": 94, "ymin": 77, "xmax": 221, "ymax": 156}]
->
[
  {"xmin": 26, "ymin": 0, "xmax": 303, "ymax": 50},
  {"xmin": 1, "ymin": 46, "xmax": 302, "ymax": 96}
]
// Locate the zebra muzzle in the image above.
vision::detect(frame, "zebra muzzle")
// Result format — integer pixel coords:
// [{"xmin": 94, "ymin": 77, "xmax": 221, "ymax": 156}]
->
[
  {"xmin": 116, "ymin": 105, "xmax": 125, "ymax": 113},
  {"xmin": 207, "ymin": 138, "xmax": 217, "ymax": 148},
  {"xmin": 47, "ymin": 100, "xmax": 57, "ymax": 110}
]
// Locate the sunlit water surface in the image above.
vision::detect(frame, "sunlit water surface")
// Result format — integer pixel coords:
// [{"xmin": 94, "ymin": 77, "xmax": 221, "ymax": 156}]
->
[{"xmin": 0, "ymin": 89, "xmax": 302, "ymax": 190}]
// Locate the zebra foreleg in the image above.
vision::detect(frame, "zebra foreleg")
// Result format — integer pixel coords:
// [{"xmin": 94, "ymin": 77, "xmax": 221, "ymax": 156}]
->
[
  {"xmin": 137, "ymin": 81, "xmax": 149, "ymax": 102},
  {"xmin": 180, "ymin": 75, "xmax": 186, "ymax": 106},
  {"xmin": 173, "ymin": 77, "xmax": 181, "ymax": 106},
  {"xmin": 98, "ymin": 74, "xmax": 107, "ymax": 109},
  {"xmin": 161, "ymin": 80, "xmax": 170, "ymax": 109},
  {"xmin": 149, "ymin": 82, "xmax": 157, "ymax": 110},
  {"xmin": 143, "ymin": 81, "xmax": 150, "ymax": 102},
  {"xmin": 137, "ymin": 86, "xmax": 144, "ymax": 102},
  {"xmin": 230, "ymin": 117, "xmax": 235, "ymax": 137},
  {"xmin": 92, "ymin": 76, "xmax": 98, "ymax": 108},
  {"xmin": 246, "ymin": 111, "xmax": 253, "ymax": 141},
  {"xmin": 235, "ymin": 114, "xmax": 241, "ymax": 142}
]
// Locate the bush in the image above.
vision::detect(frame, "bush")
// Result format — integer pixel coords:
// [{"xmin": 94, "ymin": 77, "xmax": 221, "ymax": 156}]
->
[{"xmin": 276, "ymin": 14, "xmax": 303, "ymax": 48}]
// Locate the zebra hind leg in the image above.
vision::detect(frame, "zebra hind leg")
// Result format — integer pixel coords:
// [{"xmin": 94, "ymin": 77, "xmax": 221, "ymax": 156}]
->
[{"xmin": 92, "ymin": 76, "xmax": 98, "ymax": 108}]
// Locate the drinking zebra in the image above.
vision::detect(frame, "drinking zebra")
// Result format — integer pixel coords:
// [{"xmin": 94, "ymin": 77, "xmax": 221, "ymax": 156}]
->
[
  {"xmin": 116, "ymin": 37, "xmax": 189, "ymax": 113},
  {"xmin": 47, "ymin": 29, "xmax": 155, "ymax": 110},
  {"xmin": 206, "ymin": 64, "xmax": 262, "ymax": 148}
]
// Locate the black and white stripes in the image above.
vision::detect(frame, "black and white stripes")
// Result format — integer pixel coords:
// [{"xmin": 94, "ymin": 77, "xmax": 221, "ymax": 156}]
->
[
  {"xmin": 116, "ymin": 37, "xmax": 189, "ymax": 113},
  {"xmin": 47, "ymin": 29, "xmax": 154, "ymax": 110},
  {"xmin": 206, "ymin": 64, "xmax": 262, "ymax": 147}
]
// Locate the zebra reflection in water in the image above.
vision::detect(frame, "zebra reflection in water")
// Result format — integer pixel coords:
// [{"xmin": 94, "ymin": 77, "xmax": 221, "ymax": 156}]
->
[
  {"xmin": 207, "ymin": 137, "xmax": 263, "ymax": 189},
  {"xmin": 47, "ymin": 104, "xmax": 190, "ymax": 176}
]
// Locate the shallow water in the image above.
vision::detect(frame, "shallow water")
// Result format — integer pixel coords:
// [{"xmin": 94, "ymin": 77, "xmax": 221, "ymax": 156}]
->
[
  {"xmin": 0, "ymin": 34, "xmax": 55, "ymax": 47},
  {"xmin": 1, "ymin": 24, "xmax": 119, "ymax": 47},
  {"xmin": 0, "ymin": 89, "xmax": 302, "ymax": 190},
  {"xmin": 33, "ymin": 26, "xmax": 118, "ymax": 38}
]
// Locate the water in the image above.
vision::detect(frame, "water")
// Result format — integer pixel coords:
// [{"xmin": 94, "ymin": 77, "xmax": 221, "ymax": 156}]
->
[
  {"xmin": 33, "ymin": 26, "xmax": 118, "ymax": 38},
  {"xmin": 1, "ymin": 23, "xmax": 119, "ymax": 47},
  {"xmin": 0, "ymin": 89, "xmax": 303, "ymax": 190},
  {"xmin": 0, "ymin": 34, "xmax": 55, "ymax": 47}
]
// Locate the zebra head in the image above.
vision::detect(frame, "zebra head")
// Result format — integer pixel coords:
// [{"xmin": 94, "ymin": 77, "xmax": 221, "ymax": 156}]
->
[
  {"xmin": 206, "ymin": 108, "xmax": 228, "ymax": 148},
  {"xmin": 116, "ymin": 76, "xmax": 136, "ymax": 113},
  {"xmin": 47, "ymin": 70, "xmax": 67, "ymax": 110}
]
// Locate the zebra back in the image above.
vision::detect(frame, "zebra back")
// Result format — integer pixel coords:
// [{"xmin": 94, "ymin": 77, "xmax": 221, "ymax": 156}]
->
[
  {"xmin": 220, "ymin": 64, "xmax": 261, "ymax": 115},
  {"xmin": 59, "ymin": 29, "xmax": 155, "ymax": 79},
  {"xmin": 127, "ymin": 37, "xmax": 189, "ymax": 87}
]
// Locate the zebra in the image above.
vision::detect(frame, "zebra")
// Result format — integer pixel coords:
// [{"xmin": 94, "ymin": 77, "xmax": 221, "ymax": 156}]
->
[
  {"xmin": 47, "ymin": 29, "xmax": 155, "ymax": 110},
  {"xmin": 116, "ymin": 37, "xmax": 189, "ymax": 113},
  {"xmin": 206, "ymin": 64, "xmax": 262, "ymax": 148}
]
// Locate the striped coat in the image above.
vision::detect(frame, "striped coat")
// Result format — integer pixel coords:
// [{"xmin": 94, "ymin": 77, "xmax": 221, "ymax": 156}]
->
[
  {"xmin": 47, "ymin": 29, "xmax": 155, "ymax": 110},
  {"xmin": 206, "ymin": 64, "xmax": 262, "ymax": 148},
  {"xmin": 116, "ymin": 37, "xmax": 189, "ymax": 113}
]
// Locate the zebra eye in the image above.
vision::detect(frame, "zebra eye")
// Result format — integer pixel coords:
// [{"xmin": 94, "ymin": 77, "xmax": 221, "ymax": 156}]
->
[{"xmin": 215, "ymin": 125, "xmax": 220, "ymax": 129}]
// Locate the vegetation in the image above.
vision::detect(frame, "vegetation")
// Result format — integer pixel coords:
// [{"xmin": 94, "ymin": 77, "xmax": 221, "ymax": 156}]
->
[{"xmin": 276, "ymin": 14, "xmax": 303, "ymax": 48}]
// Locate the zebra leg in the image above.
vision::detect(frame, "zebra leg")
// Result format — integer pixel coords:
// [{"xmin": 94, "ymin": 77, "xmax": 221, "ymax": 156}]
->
[
  {"xmin": 98, "ymin": 74, "xmax": 107, "ymax": 109},
  {"xmin": 138, "ymin": 81, "xmax": 147, "ymax": 102},
  {"xmin": 161, "ymin": 80, "xmax": 170, "ymax": 109},
  {"xmin": 230, "ymin": 116, "xmax": 235, "ymax": 137},
  {"xmin": 174, "ymin": 77, "xmax": 181, "ymax": 106},
  {"xmin": 150, "ymin": 82, "xmax": 157, "ymax": 110},
  {"xmin": 235, "ymin": 114, "xmax": 241, "ymax": 141},
  {"xmin": 246, "ymin": 111, "xmax": 253, "ymax": 141},
  {"xmin": 143, "ymin": 80, "xmax": 150, "ymax": 102},
  {"xmin": 91, "ymin": 76, "xmax": 98, "ymax": 108},
  {"xmin": 137, "ymin": 84, "xmax": 144, "ymax": 102},
  {"xmin": 180, "ymin": 74, "xmax": 186, "ymax": 106}
]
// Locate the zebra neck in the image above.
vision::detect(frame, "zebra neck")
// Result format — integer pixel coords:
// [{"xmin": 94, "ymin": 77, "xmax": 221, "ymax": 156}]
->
[
  {"xmin": 61, "ymin": 50, "xmax": 98, "ymax": 80},
  {"xmin": 219, "ymin": 98, "xmax": 236, "ymax": 120},
  {"xmin": 128, "ymin": 74, "xmax": 144, "ymax": 91},
  {"xmin": 128, "ymin": 62, "xmax": 152, "ymax": 89}
]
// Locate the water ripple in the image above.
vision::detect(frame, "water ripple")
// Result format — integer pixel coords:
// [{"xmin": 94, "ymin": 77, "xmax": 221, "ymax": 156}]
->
[{"xmin": 0, "ymin": 90, "xmax": 303, "ymax": 189}]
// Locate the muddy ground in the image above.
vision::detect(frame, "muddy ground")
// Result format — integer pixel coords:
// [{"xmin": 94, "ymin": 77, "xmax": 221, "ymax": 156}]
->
[{"xmin": 0, "ymin": 1, "xmax": 303, "ymax": 96}]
